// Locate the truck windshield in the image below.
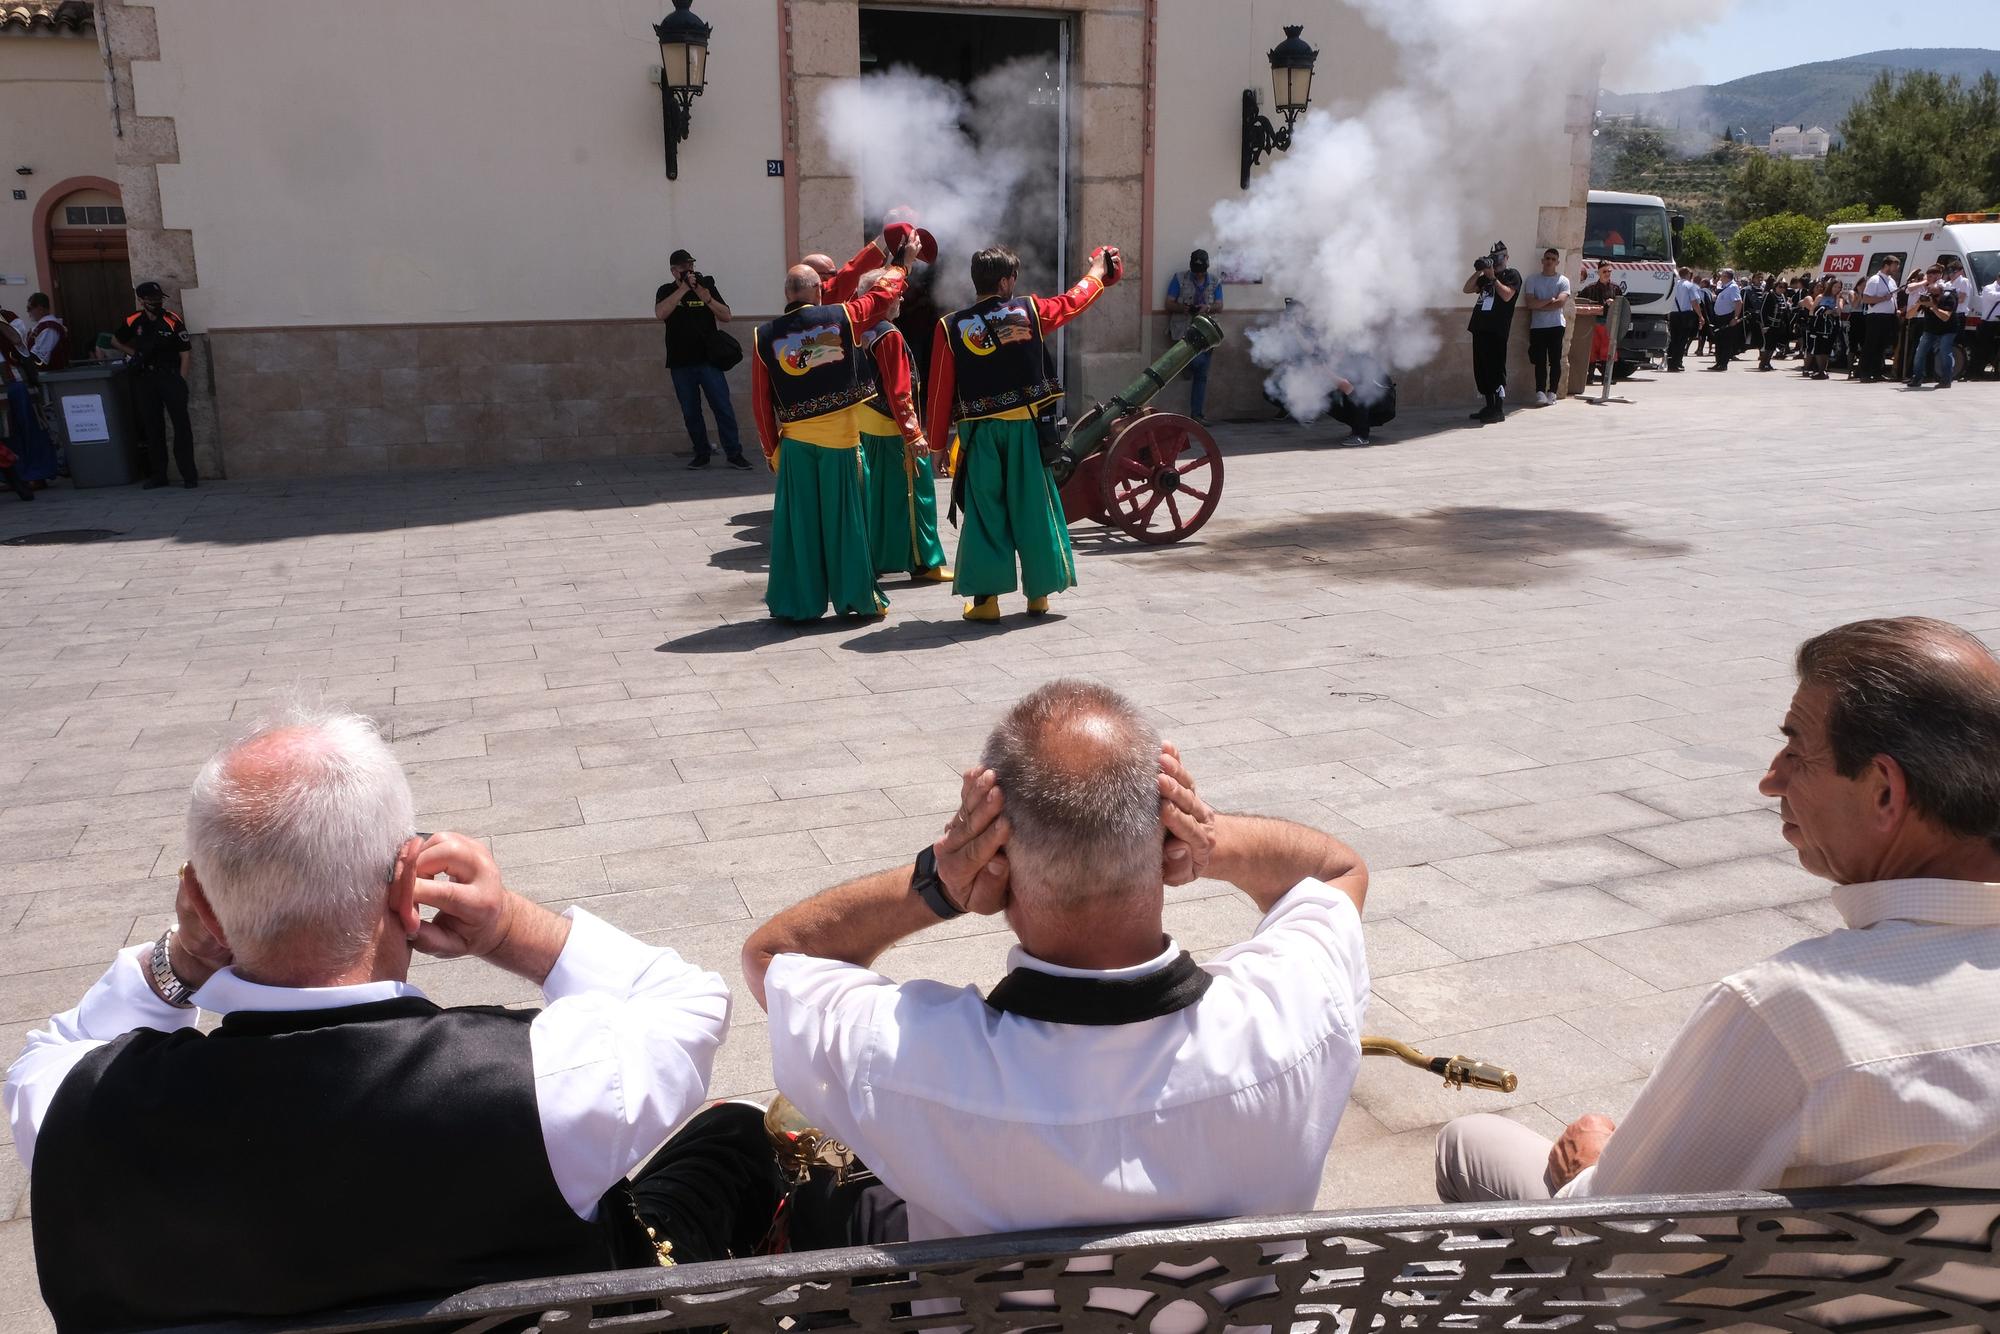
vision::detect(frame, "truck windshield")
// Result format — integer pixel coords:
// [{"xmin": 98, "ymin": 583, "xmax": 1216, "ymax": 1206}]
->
[
  {"xmin": 1969, "ymin": 251, "xmax": 1999, "ymax": 289},
  {"xmin": 1584, "ymin": 203, "xmax": 1673, "ymax": 262}
]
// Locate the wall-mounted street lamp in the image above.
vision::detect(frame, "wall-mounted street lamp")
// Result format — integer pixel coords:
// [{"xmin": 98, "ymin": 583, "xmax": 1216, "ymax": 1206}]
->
[
  {"xmin": 654, "ymin": 0, "xmax": 711, "ymax": 180},
  {"xmin": 1240, "ymin": 25, "xmax": 1318, "ymax": 189}
]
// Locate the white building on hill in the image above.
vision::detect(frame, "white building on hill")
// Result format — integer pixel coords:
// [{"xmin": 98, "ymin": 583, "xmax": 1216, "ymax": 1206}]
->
[{"xmin": 1767, "ymin": 125, "xmax": 1831, "ymax": 159}]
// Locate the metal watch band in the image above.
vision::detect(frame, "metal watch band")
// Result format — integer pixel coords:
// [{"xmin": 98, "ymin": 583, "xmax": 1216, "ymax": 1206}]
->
[
  {"xmin": 150, "ymin": 927, "xmax": 196, "ymax": 1008},
  {"xmin": 910, "ymin": 845, "xmax": 963, "ymax": 920}
]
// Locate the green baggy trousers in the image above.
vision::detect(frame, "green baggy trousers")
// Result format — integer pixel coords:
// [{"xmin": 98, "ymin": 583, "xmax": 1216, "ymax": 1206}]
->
[{"xmin": 950, "ymin": 416, "xmax": 1077, "ymax": 600}]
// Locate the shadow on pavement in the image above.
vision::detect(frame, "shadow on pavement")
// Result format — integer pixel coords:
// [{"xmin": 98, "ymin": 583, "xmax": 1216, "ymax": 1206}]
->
[{"xmin": 1191, "ymin": 506, "xmax": 1691, "ymax": 589}]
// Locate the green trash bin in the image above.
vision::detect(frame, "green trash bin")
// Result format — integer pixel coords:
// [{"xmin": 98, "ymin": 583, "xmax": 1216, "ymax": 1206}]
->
[{"xmin": 39, "ymin": 361, "xmax": 143, "ymax": 488}]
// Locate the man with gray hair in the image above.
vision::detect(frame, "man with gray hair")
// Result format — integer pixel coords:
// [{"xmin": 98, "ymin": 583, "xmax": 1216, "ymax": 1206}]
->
[
  {"xmin": 742, "ymin": 678, "xmax": 1372, "ymax": 1243},
  {"xmin": 1438, "ymin": 616, "xmax": 2000, "ymax": 1206},
  {"xmin": 7, "ymin": 706, "xmax": 777, "ymax": 1331}
]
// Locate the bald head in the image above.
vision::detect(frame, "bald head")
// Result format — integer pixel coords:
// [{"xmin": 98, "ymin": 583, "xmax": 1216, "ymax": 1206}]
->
[
  {"xmin": 186, "ymin": 706, "xmax": 415, "ymax": 976},
  {"xmin": 785, "ymin": 264, "xmax": 823, "ymax": 304},
  {"xmin": 801, "ymin": 253, "xmax": 836, "ymax": 278},
  {"xmin": 1794, "ymin": 617, "xmax": 2000, "ymax": 849},
  {"xmin": 982, "ymin": 680, "xmax": 1163, "ymax": 905}
]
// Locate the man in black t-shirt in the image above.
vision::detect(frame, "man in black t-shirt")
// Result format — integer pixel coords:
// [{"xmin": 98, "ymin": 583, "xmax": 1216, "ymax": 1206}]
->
[
  {"xmin": 655, "ymin": 248, "xmax": 748, "ymax": 469},
  {"xmin": 1906, "ymin": 263, "xmax": 1960, "ymax": 389},
  {"xmin": 1461, "ymin": 242, "xmax": 1521, "ymax": 423}
]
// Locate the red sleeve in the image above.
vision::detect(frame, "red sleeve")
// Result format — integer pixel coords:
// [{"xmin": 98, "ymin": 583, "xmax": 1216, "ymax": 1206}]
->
[
  {"xmin": 870, "ymin": 329, "xmax": 924, "ymax": 448},
  {"xmin": 826, "ymin": 240, "xmax": 884, "ymax": 304},
  {"xmin": 925, "ymin": 318, "xmax": 956, "ymax": 454},
  {"xmin": 1032, "ymin": 276, "xmax": 1106, "ymax": 334},
  {"xmin": 750, "ymin": 340, "xmax": 780, "ymax": 466}
]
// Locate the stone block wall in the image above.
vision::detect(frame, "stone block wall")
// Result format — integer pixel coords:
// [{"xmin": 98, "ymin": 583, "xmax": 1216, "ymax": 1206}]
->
[{"xmin": 206, "ymin": 320, "xmax": 750, "ymax": 477}]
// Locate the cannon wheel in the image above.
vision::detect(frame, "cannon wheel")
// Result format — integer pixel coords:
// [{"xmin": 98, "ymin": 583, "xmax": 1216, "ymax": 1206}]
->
[{"xmin": 1098, "ymin": 413, "xmax": 1223, "ymax": 545}]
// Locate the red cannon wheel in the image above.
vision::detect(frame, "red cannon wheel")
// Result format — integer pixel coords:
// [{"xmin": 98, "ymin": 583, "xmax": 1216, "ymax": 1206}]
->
[{"xmin": 1097, "ymin": 413, "xmax": 1224, "ymax": 545}]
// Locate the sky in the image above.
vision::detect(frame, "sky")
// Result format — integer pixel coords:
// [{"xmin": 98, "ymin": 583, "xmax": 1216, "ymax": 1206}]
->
[{"xmin": 1612, "ymin": 0, "xmax": 1997, "ymax": 92}]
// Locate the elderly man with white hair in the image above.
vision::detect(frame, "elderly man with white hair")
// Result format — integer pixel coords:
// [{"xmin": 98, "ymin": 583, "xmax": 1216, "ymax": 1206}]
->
[
  {"xmin": 742, "ymin": 678, "xmax": 1373, "ymax": 1247},
  {"xmin": 6, "ymin": 706, "xmax": 773, "ymax": 1332}
]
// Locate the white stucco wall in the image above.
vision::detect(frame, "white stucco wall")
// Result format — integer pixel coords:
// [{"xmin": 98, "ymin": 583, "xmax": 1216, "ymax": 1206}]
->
[
  {"xmin": 0, "ymin": 33, "xmax": 117, "ymax": 295},
  {"xmin": 135, "ymin": 0, "xmax": 788, "ymax": 330},
  {"xmin": 1153, "ymin": 0, "xmax": 1584, "ymax": 316}
]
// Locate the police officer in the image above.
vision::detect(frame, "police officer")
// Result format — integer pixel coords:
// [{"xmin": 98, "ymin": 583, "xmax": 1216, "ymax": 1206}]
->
[{"xmin": 111, "ymin": 280, "xmax": 197, "ymax": 489}]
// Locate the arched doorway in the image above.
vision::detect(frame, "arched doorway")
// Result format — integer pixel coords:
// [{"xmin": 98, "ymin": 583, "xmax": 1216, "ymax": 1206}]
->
[{"xmin": 34, "ymin": 176, "xmax": 131, "ymax": 358}]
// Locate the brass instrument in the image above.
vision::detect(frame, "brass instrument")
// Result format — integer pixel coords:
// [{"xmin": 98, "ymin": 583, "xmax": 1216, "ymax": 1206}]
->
[
  {"xmin": 765, "ymin": 1095, "xmax": 861, "ymax": 1186},
  {"xmin": 1363, "ymin": 1036, "xmax": 1518, "ymax": 1092}
]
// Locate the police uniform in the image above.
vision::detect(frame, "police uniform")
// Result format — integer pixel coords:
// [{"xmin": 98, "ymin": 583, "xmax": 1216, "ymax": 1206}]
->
[
  {"xmin": 925, "ymin": 273, "xmax": 1107, "ymax": 619},
  {"xmin": 120, "ymin": 285, "xmax": 198, "ymax": 487},
  {"xmin": 751, "ymin": 277, "xmax": 906, "ymax": 621},
  {"xmin": 854, "ymin": 320, "xmax": 949, "ymax": 580}
]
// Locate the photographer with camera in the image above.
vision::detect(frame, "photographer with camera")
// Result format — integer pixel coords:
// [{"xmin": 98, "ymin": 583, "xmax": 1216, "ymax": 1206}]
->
[
  {"xmin": 656, "ymin": 249, "xmax": 748, "ymax": 471},
  {"xmin": 1461, "ymin": 242, "xmax": 1520, "ymax": 423},
  {"xmin": 1905, "ymin": 263, "xmax": 1959, "ymax": 390}
]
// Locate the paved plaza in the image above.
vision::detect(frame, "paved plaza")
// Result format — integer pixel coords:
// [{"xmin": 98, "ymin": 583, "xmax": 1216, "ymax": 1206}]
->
[{"xmin": 2, "ymin": 367, "xmax": 1997, "ymax": 1324}]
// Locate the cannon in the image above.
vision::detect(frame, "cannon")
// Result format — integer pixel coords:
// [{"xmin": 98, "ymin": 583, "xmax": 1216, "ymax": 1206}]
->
[{"xmin": 1051, "ymin": 316, "xmax": 1226, "ymax": 545}]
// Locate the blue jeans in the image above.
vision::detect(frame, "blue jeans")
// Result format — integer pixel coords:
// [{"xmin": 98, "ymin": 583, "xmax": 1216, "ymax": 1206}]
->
[
  {"xmin": 1186, "ymin": 349, "xmax": 1213, "ymax": 419},
  {"xmin": 1912, "ymin": 330, "xmax": 1957, "ymax": 386},
  {"xmin": 669, "ymin": 364, "xmax": 743, "ymax": 460}
]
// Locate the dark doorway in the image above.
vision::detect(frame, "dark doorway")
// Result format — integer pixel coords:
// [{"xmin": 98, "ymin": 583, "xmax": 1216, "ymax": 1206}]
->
[
  {"xmin": 857, "ymin": 7, "xmax": 1070, "ymax": 398},
  {"xmin": 51, "ymin": 257, "xmax": 133, "ymax": 358}
]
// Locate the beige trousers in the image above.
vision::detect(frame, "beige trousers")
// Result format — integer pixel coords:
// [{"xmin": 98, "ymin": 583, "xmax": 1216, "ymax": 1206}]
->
[{"xmin": 1434, "ymin": 1112, "xmax": 1559, "ymax": 1203}]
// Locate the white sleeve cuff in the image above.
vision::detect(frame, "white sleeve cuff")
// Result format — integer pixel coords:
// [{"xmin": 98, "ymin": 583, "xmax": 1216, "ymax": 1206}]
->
[
  {"xmin": 82, "ymin": 943, "xmax": 204, "ymax": 1037},
  {"xmin": 1555, "ymin": 1164, "xmax": 1596, "ymax": 1199},
  {"xmin": 540, "ymin": 906, "xmax": 666, "ymax": 1002}
]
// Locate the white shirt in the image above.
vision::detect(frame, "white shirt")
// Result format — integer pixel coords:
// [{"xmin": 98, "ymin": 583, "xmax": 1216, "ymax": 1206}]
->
[
  {"xmin": 1862, "ymin": 270, "xmax": 1900, "ymax": 314},
  {"xmin": 1566, "ymin": 878, "xmax": 2000, "ymax": 1199},
  {"xmin": 1949, "ymin": 273, "xmax": 1973, "ymax": 313},
  {"xmin": 765, "ymin": 878, "xmax": 1369, "ymax": 1243},
  {"xmin": 4, "ymin": 907, "xmax": 729, "ymax": 1220},
  {"xmin": 28, "ymin": 316, "xmax": 63, "ymax": 364},
  {"xmin": 1711, "ymin": 281, "xmax": 1741, "ymax": 318},
  {"xmin": 1672, "ymin": 279, "xmax": 1701, "ymax": 314},
  {"xmin": 1981, "ymin": 280, "xmax": 2000, "ymax": 323}
]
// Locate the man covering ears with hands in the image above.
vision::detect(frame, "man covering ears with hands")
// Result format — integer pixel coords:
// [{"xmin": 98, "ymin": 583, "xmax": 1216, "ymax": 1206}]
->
[
  {"xmin": 743, "ymin": 679, "xmax": 1374, "ymax": 1246},
  {"xmin": 7, "ymin": 706, "xmax": 778, "ymax": 1334}
]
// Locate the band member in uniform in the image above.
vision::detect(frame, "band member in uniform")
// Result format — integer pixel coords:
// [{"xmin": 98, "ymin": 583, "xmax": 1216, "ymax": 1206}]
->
[
  {"xmin": 110, "ymin": 280, "xmax": 199, "ymax": 489},
  {"xmin": 851, "ymin": 269, "xmax": 950, "ymax": 583},
  {"xmin": 751, "ymin": 259, "xmax": 910, "ymax": 621},
  {"xmin": 926, "ymin": 245, "xmax": 1118, "ymax": 622}
]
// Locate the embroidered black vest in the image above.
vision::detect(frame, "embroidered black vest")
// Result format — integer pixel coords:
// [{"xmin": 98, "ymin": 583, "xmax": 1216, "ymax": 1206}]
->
[
  {"xmin": 856, "ymin": 320, "xmax": 919, "ymax": 414},
  {"xmin": 756, "ymin": 301, "xmax": 871, "ymax": 424},
  {"xmin": 944, "ymin": 296, "xmax": 1062, "ymax": 423},
  {"xmin": 985, "ymin": 950, "xmax": 1214, "ymax": 1025},
  {"xmin": 30, "ymin": 999, "xmax": 645, "ymax": 1332}
]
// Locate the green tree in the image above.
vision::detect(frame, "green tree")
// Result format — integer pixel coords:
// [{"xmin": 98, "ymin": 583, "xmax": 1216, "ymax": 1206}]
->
[
  {"xmin": 1824, "ymin": 202, "xmax": 1903, "ymax": 225},
  {"xmin": 1724, "ymin": 153, "xmax": 1827, "ymax": 222},
  {"xmin": 1676, "ymin": 220, "xmax": 1724, "ymax": 271},
  {"xmin": 1830, "ymin": 71, "xmax": 2000, "ymax": 217},
  {"xmin": 1731, "ymin": 212, "xmax": 1827, "ymax": 273}
]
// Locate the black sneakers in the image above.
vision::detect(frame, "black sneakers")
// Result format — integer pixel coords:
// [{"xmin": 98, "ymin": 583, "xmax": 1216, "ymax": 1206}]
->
[
  {"xmin": 686, "ymin": 455, "xmax": 711, "ymax": 470},
  {"xmin": 727, "ymin": 455, "xmax": 753, "ymax": 471}
]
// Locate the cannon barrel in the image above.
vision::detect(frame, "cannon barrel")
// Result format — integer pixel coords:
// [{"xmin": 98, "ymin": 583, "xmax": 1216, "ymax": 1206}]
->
[{"xmin": 1052, "ymin": 316, "xmax": 1225, "ymax": 483}]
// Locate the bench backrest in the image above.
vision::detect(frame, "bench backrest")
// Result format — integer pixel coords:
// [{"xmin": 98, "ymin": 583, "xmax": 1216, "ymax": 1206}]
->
[{"xmin": 157, "ymin": 1188, "xmax": 2000, "ymax": 1333}]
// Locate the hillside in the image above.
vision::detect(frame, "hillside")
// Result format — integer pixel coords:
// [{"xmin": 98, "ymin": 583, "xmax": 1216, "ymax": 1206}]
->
[{"xmin": 1602, "ymin": 47, "xmax": 2000, "ymax": 140}]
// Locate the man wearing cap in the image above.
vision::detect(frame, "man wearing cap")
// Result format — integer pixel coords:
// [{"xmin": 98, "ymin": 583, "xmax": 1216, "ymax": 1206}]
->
[
  {"xmin": 1166, "ymin": 250, "xmax": 1224, "ymax": 424},
  {"xmin": 655, "ymin": 250, "xmax": 748, "ymax": 471},
  {"xmin": 927, "ymin": 244, "xmax": 1119, "ymax": 622},
  {"xmin": 111, "ymin": 281, "xmax": 198, "ymax": 490},
  {"xmin": 752, "ymin": 256, "xmax": 911, "ymax": 620},
  {"xmin": 1461, "ymin": 242, "xmax": 1521, "ymax": 423}
]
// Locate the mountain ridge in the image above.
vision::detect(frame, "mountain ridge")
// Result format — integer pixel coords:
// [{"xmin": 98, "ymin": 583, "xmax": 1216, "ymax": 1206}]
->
[{"xmin": 1601, "ymin": 47, "xmax": 2000, "ymax": 140}]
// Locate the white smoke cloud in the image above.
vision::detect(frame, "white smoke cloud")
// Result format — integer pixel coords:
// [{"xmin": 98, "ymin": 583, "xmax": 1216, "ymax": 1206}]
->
[
  {"xmin": 820, "ymin": 59, "xmax": 1063, "ymax": 304},
  {"xmin": 1213, "ymin": 0, "xmax": 1733, "ymax": 419}
]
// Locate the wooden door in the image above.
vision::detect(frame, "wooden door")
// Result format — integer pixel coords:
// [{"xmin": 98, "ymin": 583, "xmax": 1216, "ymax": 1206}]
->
[{"xmin": 50, "ymin": 258, "xmax": 133, "ymax": 359}]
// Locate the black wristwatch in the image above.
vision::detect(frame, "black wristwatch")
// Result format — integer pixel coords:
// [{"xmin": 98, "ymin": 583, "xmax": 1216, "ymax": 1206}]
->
[{"xmin": 910, "ymin": 846, "xmax": 963, "ymax": 920}]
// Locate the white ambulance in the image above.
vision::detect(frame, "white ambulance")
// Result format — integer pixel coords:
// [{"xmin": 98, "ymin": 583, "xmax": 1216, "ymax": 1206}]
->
[
  {"xmin": 1818, "ymin": 213, "xmax": 2000, "ymax": 311},
  {"xmin": 1583, "ymin": 190, "xmax": 1680, "ymax": 373}
]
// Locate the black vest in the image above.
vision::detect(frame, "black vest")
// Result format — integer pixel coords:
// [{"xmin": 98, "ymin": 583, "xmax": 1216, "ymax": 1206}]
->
[
  {"xmin": 943, "ymin": 296, "xmax": 1061, "ymax": 423},
  {"xmin": 856, "ymin": 320, "xmax": 918, "ymax": 412},
  {"xmin": 31, "ymin": 998, "xmax": 641, "ymax": 1333},
  {"xmin": 756, "ymin": 301, "xmax": 870, "ymax": 425}
]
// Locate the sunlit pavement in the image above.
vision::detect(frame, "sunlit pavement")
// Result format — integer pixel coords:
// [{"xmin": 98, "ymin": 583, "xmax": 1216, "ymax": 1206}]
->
[{"xmin": 2, "ymin": 363, "xmax": 1996, "ymax": 1325}]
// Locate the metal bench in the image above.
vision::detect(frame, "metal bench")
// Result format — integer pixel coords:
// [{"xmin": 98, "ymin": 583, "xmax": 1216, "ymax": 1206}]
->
[{"xmin": 158, "ymin": 1187, "xmax": 2000, "ymax": 1332}]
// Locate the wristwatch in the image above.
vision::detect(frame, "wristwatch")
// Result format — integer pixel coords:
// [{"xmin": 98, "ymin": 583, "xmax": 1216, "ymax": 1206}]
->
[
  {"xmin": 910, "ymin": 846, "xmax": 963, "ymax": 920},
  {"xmin": 149, "ymin": 927, "xmax": 197, "ymax": 1009}
]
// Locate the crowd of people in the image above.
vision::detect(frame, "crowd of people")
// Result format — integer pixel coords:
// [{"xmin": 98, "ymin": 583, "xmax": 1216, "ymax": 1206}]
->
[
  {"xmin": 5, "ymin": 614, "xmax": 1999, "ymax": 1329},
  {"xmin": 1660, "ymin": 257, "xmax": 2000, "ymax": 385}
]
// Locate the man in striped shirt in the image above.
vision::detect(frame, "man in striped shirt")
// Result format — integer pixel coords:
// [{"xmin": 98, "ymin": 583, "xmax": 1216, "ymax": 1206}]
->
[{"xmin": 1438, "ymin": 616, "xmax": 2000, "ymax": 1205}]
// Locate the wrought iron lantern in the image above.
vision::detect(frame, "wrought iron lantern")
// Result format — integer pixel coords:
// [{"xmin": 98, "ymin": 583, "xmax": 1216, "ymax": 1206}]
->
[
  {"xmin": 1240, "ymin": 25, "xmax": 1318, "ymax": 189},
  {"xmin": 654, "ymin": 0, "xmax": 711, "ymax": 180}
]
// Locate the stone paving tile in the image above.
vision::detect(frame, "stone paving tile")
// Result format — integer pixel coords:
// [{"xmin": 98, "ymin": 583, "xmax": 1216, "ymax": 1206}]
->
[{"xmin": 3, "ymin": 372, "xmax": 1998, "ymax": 1322}]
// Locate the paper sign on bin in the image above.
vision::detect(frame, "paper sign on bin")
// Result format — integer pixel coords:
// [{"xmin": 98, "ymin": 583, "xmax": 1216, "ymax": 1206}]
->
[{"xmin": 61, "ymin": 394, "xmax": 110, "ymax": 443}]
